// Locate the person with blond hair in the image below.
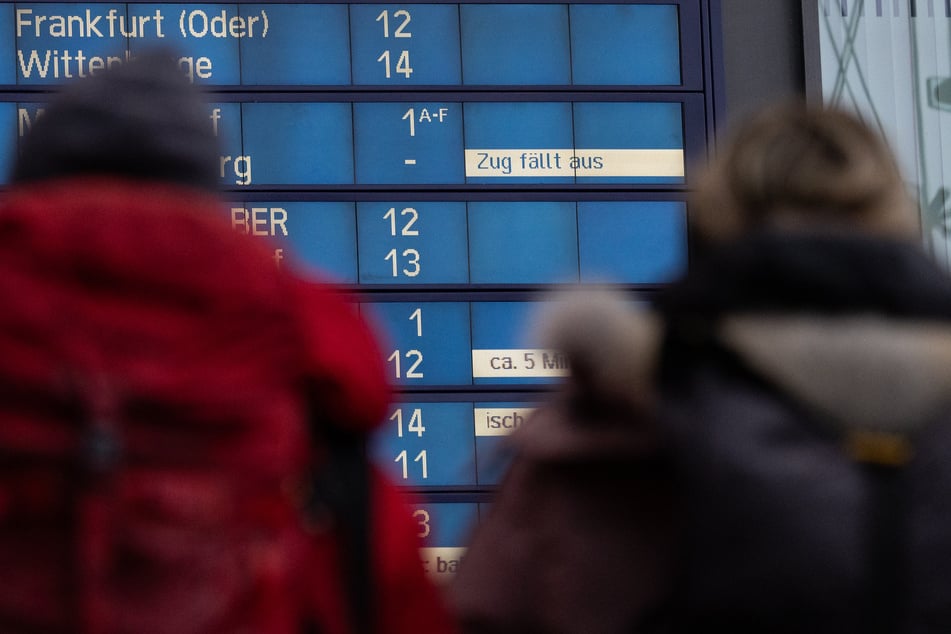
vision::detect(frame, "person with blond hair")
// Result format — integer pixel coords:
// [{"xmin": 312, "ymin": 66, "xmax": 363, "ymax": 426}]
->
[{"xmin": 451, "ymin": 103, "xmax": 951, "ymax": 633}]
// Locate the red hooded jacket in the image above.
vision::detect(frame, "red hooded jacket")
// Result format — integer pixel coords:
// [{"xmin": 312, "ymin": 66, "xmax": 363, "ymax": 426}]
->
[{"xmin": 0, "ymin": 178, "xmax": 455, "ymax": 634}]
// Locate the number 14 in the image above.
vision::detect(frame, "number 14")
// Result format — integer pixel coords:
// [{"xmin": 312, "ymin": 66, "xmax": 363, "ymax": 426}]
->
[{"xmin": 390, "ymin": 408, "xmax": 426, "ymax": 437}]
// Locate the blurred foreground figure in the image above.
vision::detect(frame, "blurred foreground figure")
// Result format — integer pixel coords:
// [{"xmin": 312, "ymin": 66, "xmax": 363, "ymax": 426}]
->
[
  {"xmin": 451, "ymin": 103, "xmax": 951, "ymax": 633},
  {"xmin": 0, "ymin": 52, "xmax": 454, "ymax": 634}
]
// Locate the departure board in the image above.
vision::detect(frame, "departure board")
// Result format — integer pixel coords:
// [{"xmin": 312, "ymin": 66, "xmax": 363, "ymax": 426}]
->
[{"xmin": 0, "ymin": 1, "xmax": 724, "ymax": 580}]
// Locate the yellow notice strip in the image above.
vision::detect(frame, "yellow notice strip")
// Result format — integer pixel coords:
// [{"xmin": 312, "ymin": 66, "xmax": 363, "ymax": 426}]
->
[
  {"xmin": 464, "ymin": 148, "xmax": 684, "ymax": 178},
  {"xmin": 471, "ymin": 349, "xmax": 570, "ymax": 378},
  {"xmin": 420, "ymin": 547, "xmax": 467, "ymax": 583},
  {"xmin": 473, "ymin": 407, "xmax": 536, "ymax": 436}
]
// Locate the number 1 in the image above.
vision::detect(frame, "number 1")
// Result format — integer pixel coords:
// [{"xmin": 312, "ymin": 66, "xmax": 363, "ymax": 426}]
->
[
  {"xmin": 409, "ymin": 308, "xmax": 422, "ymax": 337},
  {"xmin": 402, "ymin": 108, "xmax": 416, "ymax": 137}
]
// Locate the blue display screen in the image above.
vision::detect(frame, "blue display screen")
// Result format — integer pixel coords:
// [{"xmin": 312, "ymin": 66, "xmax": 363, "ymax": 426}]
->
[
  {"xmin": 410, "ymin": 501, "xmax": 480, "ymax": 583},
  {"xmin": 4, "ymin": 99, "xmax": 690, "ymax": 186},
  {"xmin": 0, "ymin": 0, "xmax": 721, "ymax": 556},
  {"xmin": 370, "ymin": 399, "xmax": 531, "ymax": 486},
  {"xmin": 0, "ymin": 2, "xmax": 686, "ymax": 87},
  {"xmin": 226, "ymin": 200, "xmax": 687, "ymax": 286}
]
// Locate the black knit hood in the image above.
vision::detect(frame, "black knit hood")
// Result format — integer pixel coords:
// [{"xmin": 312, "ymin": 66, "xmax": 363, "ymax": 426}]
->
[{"xmin": 12, "ymin": 49, "xmax": 219, "ymax": 191}]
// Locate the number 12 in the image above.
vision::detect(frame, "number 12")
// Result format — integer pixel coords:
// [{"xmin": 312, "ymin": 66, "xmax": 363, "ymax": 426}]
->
[{"xmin": 376, "ymin": 9, "xmax": 412, "ymax": 38}]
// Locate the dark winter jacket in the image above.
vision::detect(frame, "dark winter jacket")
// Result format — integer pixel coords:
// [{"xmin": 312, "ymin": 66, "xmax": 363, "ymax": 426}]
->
[{"xmin": 452, "ymin": 230, "xmax": 951, "ymax": 633}]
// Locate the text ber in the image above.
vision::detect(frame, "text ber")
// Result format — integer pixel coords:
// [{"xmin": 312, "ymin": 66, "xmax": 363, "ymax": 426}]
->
[{"xmin": 230, "ymin": 207, "xmax": 288, "ymax": 236}]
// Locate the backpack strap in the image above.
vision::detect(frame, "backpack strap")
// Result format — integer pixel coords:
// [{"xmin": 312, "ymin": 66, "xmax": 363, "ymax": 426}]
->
[
  {"xmin": 304, "ymin": 423, "xmax": 374, "ymax": 634},
  {"xmin": 73, "ymin": 373, "xmax": 124, "ymax": 634},
  {"xmin": 846, "ymin": 430, "xmax": 912, "ymax": 634},
  {"xmin": 677, "ymin": 323, "xmax": 915, "ymax": 632}
]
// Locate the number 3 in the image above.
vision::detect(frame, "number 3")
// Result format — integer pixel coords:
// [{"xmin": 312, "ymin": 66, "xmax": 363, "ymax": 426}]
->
[{"xmin": 413, "ymin": 509, "xmax": 431, "ymax": 538}]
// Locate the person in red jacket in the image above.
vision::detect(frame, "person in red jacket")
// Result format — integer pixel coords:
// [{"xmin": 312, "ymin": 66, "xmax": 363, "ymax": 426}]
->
[
  {"xmin": 290, "ymin": 281, "xmax": 456, "ymax": 634},
  {"xmin": 0, "ymin": 50, "xmax": 454, "ymax": 634}
]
